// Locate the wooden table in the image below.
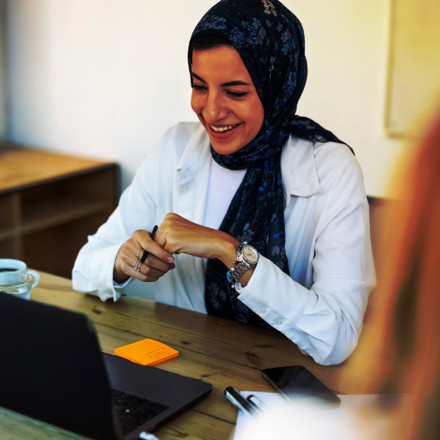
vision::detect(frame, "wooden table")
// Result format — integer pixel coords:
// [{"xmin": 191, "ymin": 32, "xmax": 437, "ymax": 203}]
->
[
  {"xmin": 0, "ymin": 272, "xmax": 387, "ymax": 439},
  {"xmin": 0, "ymin": 144, "xmax": 119, "ymax": 278}
]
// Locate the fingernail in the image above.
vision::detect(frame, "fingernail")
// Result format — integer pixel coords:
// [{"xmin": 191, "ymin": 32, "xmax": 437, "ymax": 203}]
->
[{"xmin": 168, "ymin": 256, "xmax": 175, "ymax": 263}]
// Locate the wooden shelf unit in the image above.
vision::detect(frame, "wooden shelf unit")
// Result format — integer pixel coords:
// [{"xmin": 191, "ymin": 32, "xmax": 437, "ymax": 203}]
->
[{"xmin": 0, "ymin": 144, "xmax": 119, "ymax": 278}]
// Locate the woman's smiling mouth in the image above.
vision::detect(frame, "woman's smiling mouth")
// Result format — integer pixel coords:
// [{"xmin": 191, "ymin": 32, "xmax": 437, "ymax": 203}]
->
[{"xmin": 209, "ymin": 124, "xmax": 240, "ymax": 133}]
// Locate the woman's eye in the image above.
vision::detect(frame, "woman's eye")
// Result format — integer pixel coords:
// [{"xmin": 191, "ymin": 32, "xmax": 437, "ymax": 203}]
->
[
  {"xmin": 192, "ymin": 84, "xmax": 207, "ymax": 92},
  {"xmin": 226, "ymin": 90, "xmax": 248, "ymax": 98}
]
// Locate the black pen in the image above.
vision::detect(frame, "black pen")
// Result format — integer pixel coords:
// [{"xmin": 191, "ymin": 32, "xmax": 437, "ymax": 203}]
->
[
  {"xmin": 140, "ymin": 225, "xmax": 158, "ymax": 264},
  {"xmin": 246, "ymin": 394, "xmax": 265, "ymax": 413},
  {"xmin": 224, "ymin": 386, "xmax": 255, "ymax": 416},
  {"xmin": 150, "ymin": 225, "xmax": 158, "ymax": 241}
]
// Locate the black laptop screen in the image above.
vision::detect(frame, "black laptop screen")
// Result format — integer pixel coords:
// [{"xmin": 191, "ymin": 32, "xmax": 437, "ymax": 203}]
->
[{"xmin": 0, "ymin": 292, "xmax": 119, "ymax": 439}]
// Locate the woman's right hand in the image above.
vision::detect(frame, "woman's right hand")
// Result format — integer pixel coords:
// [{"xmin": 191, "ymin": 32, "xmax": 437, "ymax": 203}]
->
[{"xmin": 113, "ymin": 229, "xmax": 175, "ymax": 284}]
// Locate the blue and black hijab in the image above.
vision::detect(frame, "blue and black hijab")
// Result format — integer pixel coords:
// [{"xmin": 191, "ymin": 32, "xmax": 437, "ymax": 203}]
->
[{"xmin": 188, "ymin": 0, "xmax": 347, "ymax": 328}]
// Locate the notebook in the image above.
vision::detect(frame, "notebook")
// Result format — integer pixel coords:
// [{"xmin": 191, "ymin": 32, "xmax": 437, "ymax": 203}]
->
[{"xmin": 0, "ymin": 292, "xmax": 212, "ymax": 439}]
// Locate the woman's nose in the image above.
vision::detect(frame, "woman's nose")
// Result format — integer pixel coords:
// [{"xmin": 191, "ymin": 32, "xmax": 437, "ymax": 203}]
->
[{"xmin": 203, "ymin": 92, "xmax": 227, "ymax": 122}]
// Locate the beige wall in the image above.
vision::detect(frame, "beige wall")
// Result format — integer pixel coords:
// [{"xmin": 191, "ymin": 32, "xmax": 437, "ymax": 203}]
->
[
  {"xmin": 4, "ymin": 0, "xmax": 438, "ymax": 196},
  {"xmin": 384, "ymin": 0, "xmax": 440, "ymax": 136}
]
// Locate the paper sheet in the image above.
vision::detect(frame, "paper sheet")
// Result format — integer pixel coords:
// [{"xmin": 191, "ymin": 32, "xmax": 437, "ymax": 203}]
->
[{"xmin": 233, "ymin": 392, "xmax": 397, "ymax": 440}]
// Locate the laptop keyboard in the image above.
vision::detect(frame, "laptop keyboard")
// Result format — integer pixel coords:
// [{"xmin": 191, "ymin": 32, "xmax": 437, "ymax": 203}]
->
[{"xmin": 112, "ymin": 388, "xmax": 170, "ymax": 434}]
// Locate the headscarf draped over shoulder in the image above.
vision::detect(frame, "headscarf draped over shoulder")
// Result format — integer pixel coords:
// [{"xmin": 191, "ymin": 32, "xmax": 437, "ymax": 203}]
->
[{"xmin": 189, "ymin": 0, "xmax": 348, "ymax": 327}]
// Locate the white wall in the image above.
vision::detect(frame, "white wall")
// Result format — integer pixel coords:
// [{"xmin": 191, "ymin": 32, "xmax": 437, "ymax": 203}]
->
[
  {"xmin": 4, "ymin": 0, "xmax": 430, "ymax": 196},
  {"xmin": 291, "ymin": 0, "xmax": 401, "ymax": 197}
]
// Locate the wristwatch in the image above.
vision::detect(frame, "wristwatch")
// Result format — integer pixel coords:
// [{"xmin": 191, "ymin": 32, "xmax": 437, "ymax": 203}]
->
[{"xmin": 227, "ymin": 242, "xmax": 259, "ymax": 286}]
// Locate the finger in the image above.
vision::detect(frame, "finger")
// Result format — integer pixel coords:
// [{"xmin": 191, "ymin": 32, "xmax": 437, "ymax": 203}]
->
[
  {"xmin": 140, "ymin": 252, "xmax": 175, "ymax": 274},
  {"xmin": 139, "ymin": 264, "xmax": 169, "ymax": 281},
  {"xmin": 139, "ymin": 239, "xmax": 175, "ymax": 265},
  {"xmin": 117, "ymin": 229, "xmax": 175, "ymax": 283},
  {"xmin": 139, "ymin": 225, "xmax": 159, "ymax": 263},
  {"xmin": 120, "ymin": 259, "xmax": 160, "ymax": 283},
  {"xmin": 136, "ymin": 247, "xmax": 145, "ymax": 260},
  {"xmin": 131, "ymin": 229, "xmax": 155, "ymax": 254},
  {"xmin": 124, "ymin": 246, "xmax": 174, "ymax": 281}
]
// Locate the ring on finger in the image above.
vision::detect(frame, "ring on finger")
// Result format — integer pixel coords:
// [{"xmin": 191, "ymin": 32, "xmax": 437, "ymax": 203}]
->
[
  {"xmin": 136, "ymin": 247, "xmax": 143, "ymax": 260},
  {"xmin": 133, "ymin": 260, "xmax": 141, "ymax": 272}
]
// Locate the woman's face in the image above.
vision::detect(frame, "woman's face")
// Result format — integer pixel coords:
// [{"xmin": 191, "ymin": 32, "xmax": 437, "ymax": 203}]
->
[{"xmin": 191, "ymin": 46, "xmax": 264, "ymax": 155}]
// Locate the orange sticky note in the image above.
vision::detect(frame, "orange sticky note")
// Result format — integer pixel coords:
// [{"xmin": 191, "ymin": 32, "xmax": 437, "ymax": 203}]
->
[{"xmin": 113, "ymin": 338, "xmax": 179, "ymax": 366}]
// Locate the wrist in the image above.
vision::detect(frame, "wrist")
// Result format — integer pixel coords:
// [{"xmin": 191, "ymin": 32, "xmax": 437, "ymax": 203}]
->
[
  {"xmin": 227, "ymin": 242, "xmax": 259, "ymax": 289},
  {"xmin": 212, "ymin": 232, "xmax": 239, "ymax": 268},
  {"xmin": 113, "ymin": 265, "xmax": 128, "ymax": 284}
]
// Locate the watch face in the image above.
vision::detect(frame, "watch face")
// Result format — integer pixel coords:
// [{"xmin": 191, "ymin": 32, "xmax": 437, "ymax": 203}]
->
[{"xmin": 243, "ymin": 245, "xmax": 259, "ymax": 264}]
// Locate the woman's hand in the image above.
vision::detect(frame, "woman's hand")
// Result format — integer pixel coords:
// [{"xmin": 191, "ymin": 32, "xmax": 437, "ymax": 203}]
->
[
  {"xmin": 156, "ymin": 213, "xmax": 239, "ymax": 268},
  {"xmin": 113, "ymin": 229, "xmax": 175, "ymax": 284}
]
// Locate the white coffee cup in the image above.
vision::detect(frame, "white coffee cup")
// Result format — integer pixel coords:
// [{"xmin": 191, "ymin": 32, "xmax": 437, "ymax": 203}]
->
[{"xmin": 0, "ymin": 258, "xmax": 40, "ymax": 287}]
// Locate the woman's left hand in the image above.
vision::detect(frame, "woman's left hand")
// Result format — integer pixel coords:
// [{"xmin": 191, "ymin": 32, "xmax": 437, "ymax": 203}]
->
[{"xmin": 156, "ymin": 213, "xmax": 238, "ymax": 267}]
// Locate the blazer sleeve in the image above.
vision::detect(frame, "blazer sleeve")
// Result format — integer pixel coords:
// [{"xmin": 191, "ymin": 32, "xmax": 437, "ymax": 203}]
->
[{"xmin": 237, "ymin": 146, "xmax": 376, "ymax": 366}]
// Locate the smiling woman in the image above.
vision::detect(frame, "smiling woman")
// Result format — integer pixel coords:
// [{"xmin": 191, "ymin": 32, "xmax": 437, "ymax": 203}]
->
[
  {"xmin": 190, "ymin": 45, "xmax": 264, "ymax": 155},
  {"xmin": 72, "ymin": 0, "xmax": 375, "ymax": 366}
]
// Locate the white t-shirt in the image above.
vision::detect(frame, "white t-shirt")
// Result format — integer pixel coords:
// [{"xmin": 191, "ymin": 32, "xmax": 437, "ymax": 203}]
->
[{"xmin": 203, "ymin": 158, "xmax": 246, "ymax": 230}]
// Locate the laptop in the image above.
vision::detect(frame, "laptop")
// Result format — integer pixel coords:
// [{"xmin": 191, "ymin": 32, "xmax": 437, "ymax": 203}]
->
[{"xmin": 0, "ymin": 292, "xmax": 212, "ymax": 439}]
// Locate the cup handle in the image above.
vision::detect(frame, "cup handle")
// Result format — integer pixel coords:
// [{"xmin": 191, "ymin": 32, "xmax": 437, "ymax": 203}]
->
[{"xmin": 26, "ymin": 269, "xmax": 40, "ymax": 287}]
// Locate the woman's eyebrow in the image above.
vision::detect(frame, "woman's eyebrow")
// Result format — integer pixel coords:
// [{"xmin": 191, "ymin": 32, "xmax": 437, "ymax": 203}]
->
[
  {"xmin": 222, "ymin": 80, "xmax": 251, "ymax": 87},
  {"xmin": 191, "ymin": 72, "xmax": 206, "ymax": 83}
]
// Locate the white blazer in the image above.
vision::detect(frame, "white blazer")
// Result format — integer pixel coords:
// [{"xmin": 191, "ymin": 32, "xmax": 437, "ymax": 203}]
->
[{"xmin": 73, "ymin": 122, "xmax": 375, "ymax": 365}]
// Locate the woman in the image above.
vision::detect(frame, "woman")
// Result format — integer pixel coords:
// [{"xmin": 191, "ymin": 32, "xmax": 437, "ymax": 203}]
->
[{"xmin": 73, "ymin": 0, "xmax": 375, "ymax": 366}]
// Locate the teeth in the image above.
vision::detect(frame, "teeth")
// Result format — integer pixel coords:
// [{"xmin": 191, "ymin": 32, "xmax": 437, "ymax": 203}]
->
[{"xmin": 210, "ymin": 124, "xmax": 237, "ymax": 133}]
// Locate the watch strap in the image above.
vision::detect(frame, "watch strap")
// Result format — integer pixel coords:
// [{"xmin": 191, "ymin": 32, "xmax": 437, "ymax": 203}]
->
[{"xmin": 226, "ymin": 242, "xmax": 258, "ymax": 288}]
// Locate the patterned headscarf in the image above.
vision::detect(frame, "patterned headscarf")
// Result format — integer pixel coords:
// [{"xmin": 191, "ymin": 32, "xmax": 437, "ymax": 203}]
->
[{"xmin": 188, "ymin": 0, "xmax": 347, "ymax": 328}]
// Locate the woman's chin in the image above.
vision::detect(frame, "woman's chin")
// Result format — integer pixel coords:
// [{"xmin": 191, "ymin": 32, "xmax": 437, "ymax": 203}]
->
[
  {"xmin": 210, "ymin": 144, "xmax": 240, "ymax": 155},
  {"xmin": 209, "ymin": 135, "xmax": 245, "ymax": 155}
]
